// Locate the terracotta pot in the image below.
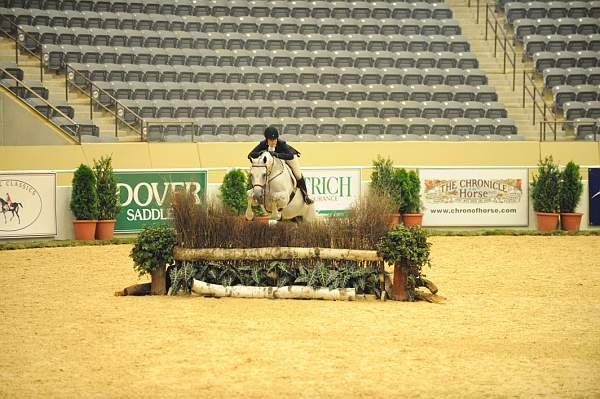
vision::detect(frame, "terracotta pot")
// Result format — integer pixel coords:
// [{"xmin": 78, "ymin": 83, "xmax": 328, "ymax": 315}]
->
[
  {"xmin": 73, "ymin": 220, "xmax": 97, "ymax": 240},
  {"xmin": 536, "ymin": 212, "xmax": 559, "ymax": 232},
  {"xmin": 254, "ymin": 215, "xmax": 271, "ymax": 223},
  {"xmin": 402, "ymin": 213, "xmax": 424, "ymax": 227},
  {"xmin": 560, "ymin": 212, "xmax": 582, "ymax": 232},
  {"xmin": 389, "ymin": 213, "xmax": 402, "ymax": 228},
  {"xmin": 392, "ymin": 264, "xmax": 408, "ymax": 301},
  {"xmin": 95, "ymin": 219, "xmax": 116, "ymax": 240}
]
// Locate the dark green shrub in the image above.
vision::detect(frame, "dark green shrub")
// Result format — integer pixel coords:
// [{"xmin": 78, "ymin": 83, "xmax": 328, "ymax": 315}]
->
[
  {"xmin": 559, "ymin": 161, "xmax": 583, "ymax": 213},
  {"xmin": 531, "ymin": 156, "xmax": 560, "ymax": 213},
  {"xmin": 130, "ymin": 224, "xmax": 177, "ymax": 277},
  {"xmin": 397, "ymin": 169, "xmax": 422, "ymax": 213},
  {"xmin": 93, "ymin": 155, "xmax": 120, "ymax": 220},
  {"xmin": 70, "ymin": 164, "xmax": 98, "ymax": 220},
  {"xmin": 376, "ymin": 225, "xmax": 431, "ymax": 301},
  {"xmin": 220, "ymin": 168, "xmax": 248, "ymax": 215}
]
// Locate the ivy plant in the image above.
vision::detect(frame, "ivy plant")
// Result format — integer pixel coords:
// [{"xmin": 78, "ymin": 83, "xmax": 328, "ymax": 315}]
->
[
  {"xmin": 376, "ymin": 225, "xmax": 432, "ymax": 301},
  {"xmin": 130, "ymin": 224, "xmax": 177, "ymax": 277}
]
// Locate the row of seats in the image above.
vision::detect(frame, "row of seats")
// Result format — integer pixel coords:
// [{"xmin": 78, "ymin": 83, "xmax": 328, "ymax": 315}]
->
[
  {"xmin": 523, "ymin": 33, "xmax": 600, "ymax": 58},
  {"xmin": 513, "ymin": 17, "xmax": 599, "ymax": 42},
  {"xmin": 91, "ymin": 81, "xmax": 499, "ymax": 103},
  {"xmin": 20, "ymin": 26, "xmax": 471, "ymax": 53},
  {"xmin": 552, "ymin": 84, "xmax": 600, "ymax": 111},
  {"xmin": 570, "ymin": 118, "xmax": 600, "ymax": 139},
  {"xmin": 68, "ymin": 63, "xmax": 490, "ymax": 86},
  {"xmin": 141, "ymin": 117, "xmax": 519, "ymax": 142},
  {"xmin": 2, "ymin": 1, "xmax": 452, "ymax": 19},
  {"xmin": 1, "ymin": 8, "xmax": 463, "ymax": 36},
  {"xmin": 543, "ymin": 67, "xmax": 600, "ymax": 89},
  {"xmin": 114, "ymin": 99, "xmax": 509, "ymax": 121},
  {"xmin": 44, "ymin": 45, "xmax": 481, "ymax": 71},
  {"xmin": 533, "ymin": 50, "xmax": 600, "ymax": 73},
  {"xmin": 563, "ymin": 101, "xmax": 600, "ymax": 120},
  {"xmin": 505, "ymin": 1, "xmax": 600, "ymax": 23}
]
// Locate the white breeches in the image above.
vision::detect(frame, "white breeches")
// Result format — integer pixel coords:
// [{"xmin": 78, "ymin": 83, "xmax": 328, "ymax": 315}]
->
[{"xmin": 285, "ymin": 156, "xmax": 302, "ymax": 180}]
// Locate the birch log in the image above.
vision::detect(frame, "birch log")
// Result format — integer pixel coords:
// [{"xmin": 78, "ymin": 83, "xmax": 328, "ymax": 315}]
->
[
  {"xmin": 192, "ymin": 280, "xmax": 356, "ymax": 301},
  {"xmin": 175, "ymin": 247, "xmax": 381, "ymax": 262}
]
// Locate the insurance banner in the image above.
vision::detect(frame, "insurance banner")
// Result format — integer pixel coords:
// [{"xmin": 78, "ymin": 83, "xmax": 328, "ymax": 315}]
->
[
  {"xmin": 303, "ymin": 168, "xmax": 361, "ymax": 214},
  {"xmin": 589, "ymin": 168, "xmax": 600, "ymax": 226},
  {"xmin": 0, "ymin": 173, "xmax": 56, "ymax": 238},
  {"xmin": 115, "ymin": 171, "xmax": 207, "ymax": 232},
  {"xmin": 420, "ymin": 168, "xmax": 529, "ymax": 227}
]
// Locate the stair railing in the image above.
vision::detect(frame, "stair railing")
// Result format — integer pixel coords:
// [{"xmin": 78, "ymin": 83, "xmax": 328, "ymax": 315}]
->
[
  {"xmin": 522, "ymin": 70, "xmax": 558, "ymax": 141},
  {"xmin": 0, "ymin": 66, "xmax": 82, "ymax": 143},
  {"xmin": 484, "ymin": 3, "xmax": 517, "ymax": 91}
]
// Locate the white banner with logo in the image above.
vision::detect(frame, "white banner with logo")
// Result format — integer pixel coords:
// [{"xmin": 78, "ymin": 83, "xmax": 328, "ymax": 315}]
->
[
  {"xmin": 0, "ymin": 173, "xmax": 57, "ymax": 238},
  {"xmin": 303, "ymin": 168, "xmax": 361, "ymax": 214},
  {"xmin": 420, "ymin": 168, "xmax": 529, "ymax": 227}
]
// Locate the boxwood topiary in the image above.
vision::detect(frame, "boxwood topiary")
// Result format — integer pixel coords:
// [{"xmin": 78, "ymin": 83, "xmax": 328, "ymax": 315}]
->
[{"xmin": 70, "ymin": 163, "xmax": 98, "ymax": 220}]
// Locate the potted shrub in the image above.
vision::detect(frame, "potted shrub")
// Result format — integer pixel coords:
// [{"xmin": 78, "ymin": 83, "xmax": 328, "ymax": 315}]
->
[
  {"xmin": 398, "ymin": 169, "xmax": 423, "ymax": 227},
  {"xmin": 530, "ymin": 156, "xmax": 560, "ymax": 231},
  {"xmin": 559, "ymin": 161, "xmax": 583, "ymax": 231},
  {"xmin": 70, "ymin": 163, "xmax": 98, "ymax": 240},
  {"xmin": 93, "ymin": 155, "xmax": 120, "ymax": 240},
  {"xmin": 220, "ymin": 168, "xmax": 248, "ymax": 215},
  {"xmin": 376, "ymin": 225, "xmax": 432, "ymax": 301},
  {"xmin": 370, "ymin": 156, "xmax": 402, "ymax": 226},
  {"xmin": 130, "ymin": 224, "xmax": 177, "ymax": 295}
]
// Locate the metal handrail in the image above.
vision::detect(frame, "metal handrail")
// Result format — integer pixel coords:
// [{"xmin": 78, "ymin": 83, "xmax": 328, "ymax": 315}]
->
[
  {"xmin": 0, "ymin": 66, "xmax": 82, "ymax": 143},
  {"xmin": 522, "ymin": 70, "xmax": 557, "ymax": 140},
  {"xmin": 0, "ymin": 14, "xmax": 143, "ymax": 139},
  {"xmin": 0, "ymin": 15, "xmax": 44, "ymax": 82},
  {"xmin": 539, "ymin": 120, "xmax": 598, "ymax": 141},
  {"xmin": 484, "ymin": 3, "xmax": 517, "ymax": 90}
]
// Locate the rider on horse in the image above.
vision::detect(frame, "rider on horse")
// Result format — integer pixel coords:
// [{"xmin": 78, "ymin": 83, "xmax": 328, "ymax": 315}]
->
[{"xmin": 248, "ymin": 127, "xmax": 314, "ymax": 205}]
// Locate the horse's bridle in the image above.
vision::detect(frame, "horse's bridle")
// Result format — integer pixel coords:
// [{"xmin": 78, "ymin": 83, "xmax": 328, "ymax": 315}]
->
[{"xmin": 251, "ymin": 155, "xmax": 285, "ymax": 210}]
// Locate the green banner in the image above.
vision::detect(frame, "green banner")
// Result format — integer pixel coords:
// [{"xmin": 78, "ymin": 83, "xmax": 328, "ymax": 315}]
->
[{"xmin": 115, "ymin": 171, "xmax": 207, "ymax": 232}]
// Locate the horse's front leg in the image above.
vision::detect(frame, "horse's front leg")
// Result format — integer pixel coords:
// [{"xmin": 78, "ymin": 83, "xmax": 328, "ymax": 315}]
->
[{"xmin": 245, "ymin": 190, "xmax": 255, "ymax": 221}]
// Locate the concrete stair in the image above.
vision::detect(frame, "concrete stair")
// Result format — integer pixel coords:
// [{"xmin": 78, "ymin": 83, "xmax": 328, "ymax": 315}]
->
[
  {"xmin": 447, "ymin": 0, "xmax": 568, "ymax": 140},
  {"xmin": 0, "ymin": 37, "xmax": 140, "ymax": 142}
]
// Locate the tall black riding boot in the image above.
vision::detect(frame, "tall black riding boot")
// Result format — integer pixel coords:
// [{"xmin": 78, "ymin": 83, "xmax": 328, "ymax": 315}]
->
[{"xmin": 297, "ymin": 177, "xmax": 314, "ymax": 205}]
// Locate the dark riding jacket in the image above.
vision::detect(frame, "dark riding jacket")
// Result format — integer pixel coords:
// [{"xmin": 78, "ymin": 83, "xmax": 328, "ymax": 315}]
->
[{"xmin": 248, "ymin": 139, "xmax": 300, "ymax": 161}]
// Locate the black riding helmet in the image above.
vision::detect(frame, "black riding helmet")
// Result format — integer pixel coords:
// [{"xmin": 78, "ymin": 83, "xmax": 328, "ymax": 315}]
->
[{"xmin": 264, "ymin": 126, "xmax": 279, "ymax": 140}]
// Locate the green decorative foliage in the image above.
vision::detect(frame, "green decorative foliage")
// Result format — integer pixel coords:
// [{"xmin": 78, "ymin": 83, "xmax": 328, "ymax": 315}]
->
[
  {"xmin": 93, "ymin": 155, "xmax": 120, "ymax": 220},
  {"xmin": 70, "ymin": 163, "xmax": 98, "ymax": 220},
  {"xmin": 559, "ymin": 161, "xmax": 583, "ymax": 213},
  {"xmin": 398, "ymin": 169, "xmax": 422, "ymax": 213},
  {"xmin": 376, "ymin": 225, "xmax": 432, "ymax": 301},
  {"xmin": 169, "ymin": 262, "xmax": 197, "ymax": 295},
  {"xmin": 191, "ymin": 260, "xmax": 384, "ymax": 296},
  {"xmin": 531, "ymin": 156, "xmax": 560, "ymax": 213},
  {"xmin": 370, "ymin": 156, "xmax": 402, "ymax": 211},
  {"xmin": 130, "ymin": 224, "xmax": 177, "ymax": 277},
  {"xmin": 220, "ymin": 168, "xmax": 248, "ymax": 215}
]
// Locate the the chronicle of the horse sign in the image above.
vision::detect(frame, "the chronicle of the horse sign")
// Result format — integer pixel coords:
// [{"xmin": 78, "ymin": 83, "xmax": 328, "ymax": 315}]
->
[{"xmin": 0, "ymin": 174, "xmax": 56, "ymax": 237}]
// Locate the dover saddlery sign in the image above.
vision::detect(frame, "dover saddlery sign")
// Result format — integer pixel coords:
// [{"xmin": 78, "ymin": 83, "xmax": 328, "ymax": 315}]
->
[
  {"xmin": 0, "ymin": 173, "xmax": 56, "ymax": 238},
  {"xmin": 115, "ymin": 171, "xmax": 207, "ymax": 232},
  {"xmin": 589, "ymin": 168, "xmax": 600, "ymax": 226},
  {"xmin": 420, "ymin": 168, "xmax": 529, "ymax": 227},
  {"xmin": 303, "ymin": 168, "xmax": 361, "ymax": 214}
]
